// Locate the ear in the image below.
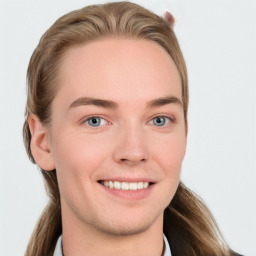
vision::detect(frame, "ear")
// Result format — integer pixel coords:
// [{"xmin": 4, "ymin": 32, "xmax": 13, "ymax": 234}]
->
[
  {"xmin": 164, "ymin": 11, "xmax": 175, "ymax": 28},
  {"xmin": 28, "ymin": 114, "xmax": 55, "ymax": 171}
]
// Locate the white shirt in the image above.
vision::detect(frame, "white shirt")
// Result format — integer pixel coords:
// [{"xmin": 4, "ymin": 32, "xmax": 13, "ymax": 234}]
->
[{"xmin": 53, "ymin": 234, "xmax": 172, "ymax": 256}]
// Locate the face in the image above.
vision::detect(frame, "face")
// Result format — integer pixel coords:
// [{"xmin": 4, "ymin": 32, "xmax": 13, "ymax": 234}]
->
[{"xmin": 48, "ymin": 38, "xmax": 187, "ymax": 236}]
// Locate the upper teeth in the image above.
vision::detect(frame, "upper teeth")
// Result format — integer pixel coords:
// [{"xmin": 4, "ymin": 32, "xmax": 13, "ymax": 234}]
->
[{"xmin": 101, "ymin": 181, "xmax": 149, "ymax": 190}]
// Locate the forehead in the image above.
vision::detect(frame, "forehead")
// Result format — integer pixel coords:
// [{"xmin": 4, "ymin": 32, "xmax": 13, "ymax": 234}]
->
[{"xmin": 56, "ymin": 37, "xmax": 182, "ymax": 105}]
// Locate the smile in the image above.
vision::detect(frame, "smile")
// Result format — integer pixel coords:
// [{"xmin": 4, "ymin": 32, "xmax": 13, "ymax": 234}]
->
[{"xmin": 99, "ymin": 181, "xmax": 150, "ymax": 190}]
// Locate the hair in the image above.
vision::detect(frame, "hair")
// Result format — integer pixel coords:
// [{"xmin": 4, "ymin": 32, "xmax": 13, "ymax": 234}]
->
[{"xmin": 23, "ymin": 2, "xmax": 234, "ymax": 256}]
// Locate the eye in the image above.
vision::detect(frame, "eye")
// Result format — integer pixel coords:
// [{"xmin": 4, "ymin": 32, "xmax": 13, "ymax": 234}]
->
[
  {"xmin": 149, "ymin": 116, "xmax": 173, "ymax": 127},
  {"xmin": 84, "ymin": 117, "xmax": 108, "ymax": 127}
]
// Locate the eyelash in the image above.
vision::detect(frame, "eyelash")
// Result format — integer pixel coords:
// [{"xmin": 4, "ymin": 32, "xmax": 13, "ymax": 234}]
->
[{"xmin": 82, "ymin": 115, "xmax": 175, "ymax": 128}]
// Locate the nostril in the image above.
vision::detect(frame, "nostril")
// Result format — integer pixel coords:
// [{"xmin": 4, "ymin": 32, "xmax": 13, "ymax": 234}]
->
[
  {"xmin": 120, "ymin": 157, "xmax": 147, "ymax": 164},
  {"xmin": 114, "ymin": 149, "xmax": 149, "ymax": 164}
]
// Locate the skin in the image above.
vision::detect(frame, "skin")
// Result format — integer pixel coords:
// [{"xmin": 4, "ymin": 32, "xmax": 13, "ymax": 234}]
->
[{"xmin": 29, "ymin": 38, "xmax": 187, "ymax": 256}]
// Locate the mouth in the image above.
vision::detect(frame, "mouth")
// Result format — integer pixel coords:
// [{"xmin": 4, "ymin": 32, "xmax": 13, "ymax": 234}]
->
[{"xmin": 98, "ymin": 180, "xmax": 154, "ymax": 190}]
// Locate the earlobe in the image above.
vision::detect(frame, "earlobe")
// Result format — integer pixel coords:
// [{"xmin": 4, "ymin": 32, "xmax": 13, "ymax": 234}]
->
[{"xmin": 28, "ymin": 114, "xmax": 55, "ymax": 171}]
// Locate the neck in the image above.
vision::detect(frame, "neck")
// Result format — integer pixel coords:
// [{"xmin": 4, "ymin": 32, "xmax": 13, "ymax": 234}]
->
[{"xmin": 61, "ymin": 209, "xmax": 164, "ymax": 256}]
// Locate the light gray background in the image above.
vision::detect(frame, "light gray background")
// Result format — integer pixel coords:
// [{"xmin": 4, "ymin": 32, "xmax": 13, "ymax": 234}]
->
[{"xmin": 0, "ymin": 0, "xmax": 255, "ymax": 255}]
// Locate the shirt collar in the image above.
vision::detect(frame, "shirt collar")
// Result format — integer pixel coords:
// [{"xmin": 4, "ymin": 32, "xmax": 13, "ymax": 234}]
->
[
  {"xmin": 53, "ymin": 234, "xmax": 172, "ymax": 256},
  {"xmin": 53, "ymin": 235, "xmax": 63, "ymax": 256},
  {"xmin": 163, "ymin": 234, "xmax": 172, "ymax": 256}
]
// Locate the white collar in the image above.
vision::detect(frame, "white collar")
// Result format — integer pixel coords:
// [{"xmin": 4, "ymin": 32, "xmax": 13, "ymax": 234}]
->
[
  {"xmin": 53, "ymin": 235, "xmax": 62, "ymax": 256},
  {"xmin": 163, "ymin": 234, "xmax": 172, "ymax": 256},
  {"xmin": 53, "ymin": 234, "xmax": 172, "ymax": 256}
]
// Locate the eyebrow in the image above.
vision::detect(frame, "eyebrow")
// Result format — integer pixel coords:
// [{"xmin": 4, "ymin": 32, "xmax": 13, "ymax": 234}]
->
[
  {"xmin": 68, "ymin": 96, "xmax": 183, "ymax": 110},
  {"xmin": 69, "ymin": 97, "xmax": 118, "ymax": 109},
  {"xmin": 146, "ymin": 96, "xmax": 183, "ymax": 108}
]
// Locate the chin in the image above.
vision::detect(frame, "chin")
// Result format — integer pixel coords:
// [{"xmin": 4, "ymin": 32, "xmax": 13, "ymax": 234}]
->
[
  {"xmin": 92, "ymin": 221, "xmax": 152, "ymax": 237},
  {"xmin": 88, "ymin": 211, "xmax": 163, "ymax": 237}
]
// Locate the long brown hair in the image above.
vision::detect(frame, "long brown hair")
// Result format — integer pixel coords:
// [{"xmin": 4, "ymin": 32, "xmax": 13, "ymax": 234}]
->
[{"xmin": 23, "ymin": 2, "xmax": 232, "ymax": 255}]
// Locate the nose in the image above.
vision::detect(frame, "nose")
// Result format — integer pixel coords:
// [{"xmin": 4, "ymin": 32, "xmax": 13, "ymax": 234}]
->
[{"xmin": 113, "ymin": 126, "xmax": 149, "ymax": 166}]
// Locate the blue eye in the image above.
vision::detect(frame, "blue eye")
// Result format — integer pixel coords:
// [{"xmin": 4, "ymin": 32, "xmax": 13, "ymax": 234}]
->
[
  {"xmin": 153, "ymin": 117, "xmax": 166, "ymax": 126},
  {"xmin": 85, "ymin": 117, "xmax": 107, "ymax": 127},
  {"xmin": 150, "ymin": 116, "xmax": 172, "ymax": 127}
]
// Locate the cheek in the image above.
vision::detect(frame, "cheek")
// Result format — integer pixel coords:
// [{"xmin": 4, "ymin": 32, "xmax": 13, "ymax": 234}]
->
[
  {"xmin": 152, "ymin": 133, "xmax": 186, "ymax": 172},
  {"xmin": 150, "ymin": 133, "xmax": 186, "ymax": 207},
  {"xmin": 51, "ymin": 131, "xmax": 112, "ymax": 206},
  {"xmin": 51, "ymin": 131, "xmax": 111, "ymax": 181}
]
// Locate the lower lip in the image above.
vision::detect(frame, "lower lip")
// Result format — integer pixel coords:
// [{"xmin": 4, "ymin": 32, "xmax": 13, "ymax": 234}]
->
[{"xmin": 98, "ymin": 183, "xmax": 154, "ymax": 200}]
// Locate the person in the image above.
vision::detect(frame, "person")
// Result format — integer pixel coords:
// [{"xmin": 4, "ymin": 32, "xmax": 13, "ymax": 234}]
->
[{"xmin": 23, "ymin": 2, "xmax": 243, "ymax": 256}]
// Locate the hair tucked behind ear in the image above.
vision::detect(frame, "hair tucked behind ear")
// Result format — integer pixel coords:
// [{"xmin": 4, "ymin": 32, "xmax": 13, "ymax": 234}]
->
[{"xmin": 23, "ymin": 2, "xmax": 234, "ymax": 256}]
